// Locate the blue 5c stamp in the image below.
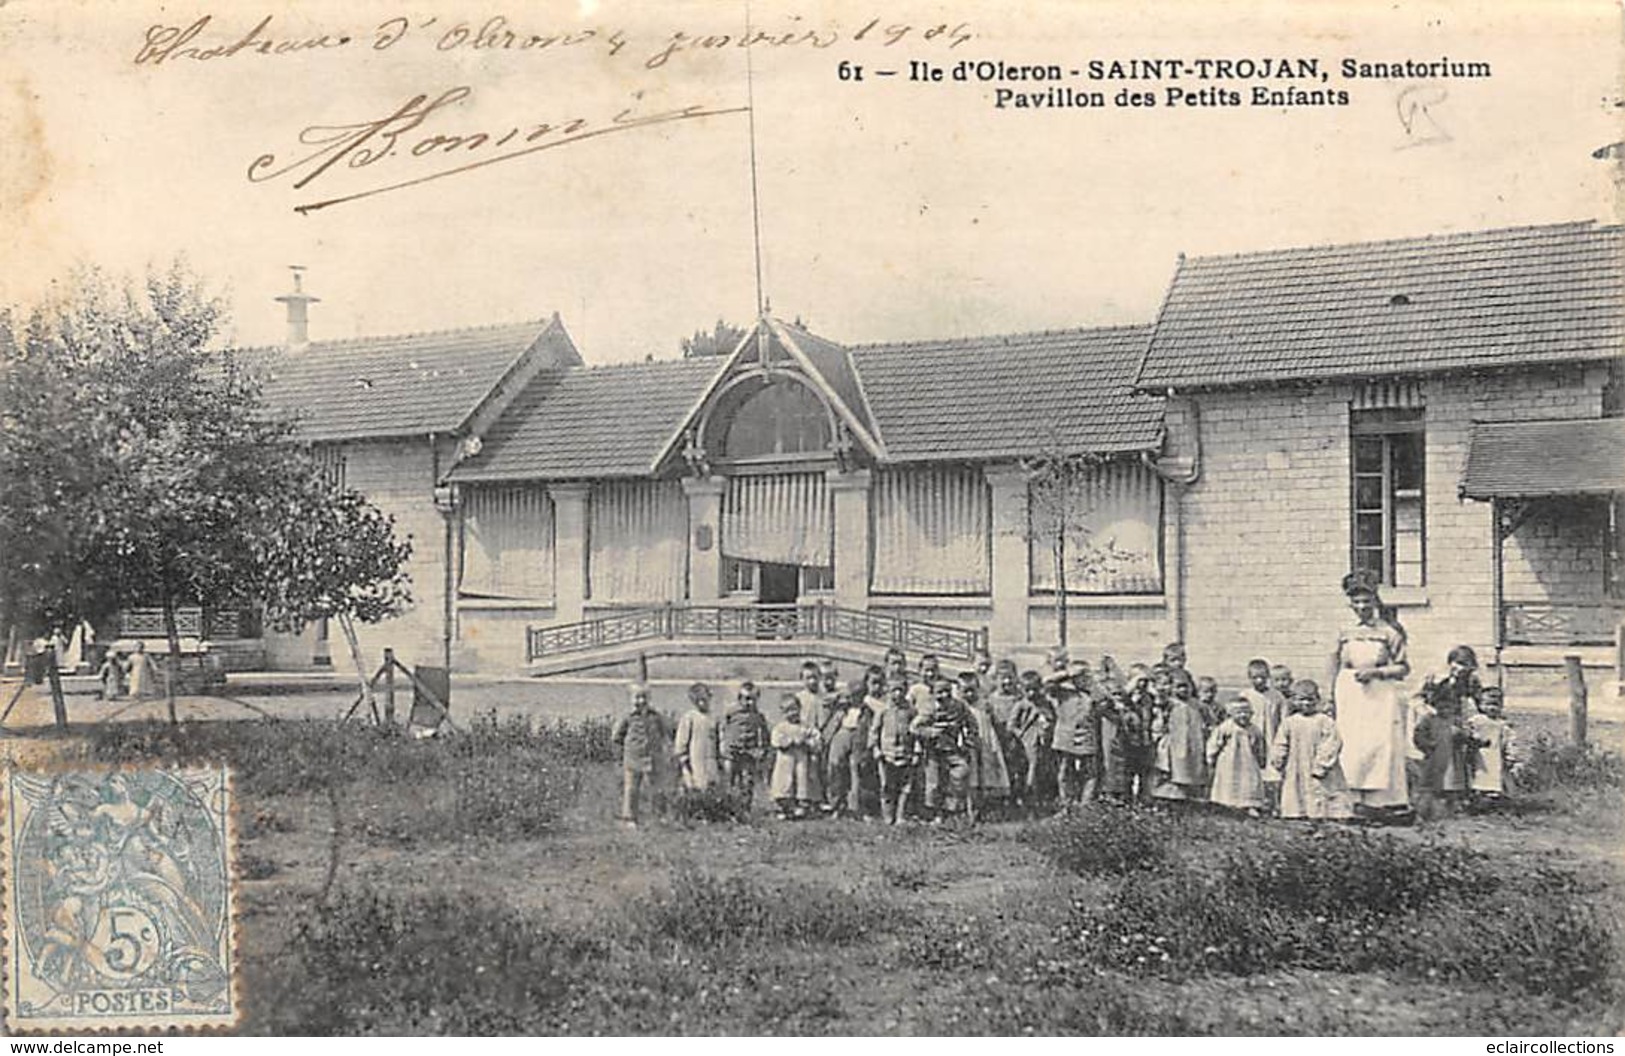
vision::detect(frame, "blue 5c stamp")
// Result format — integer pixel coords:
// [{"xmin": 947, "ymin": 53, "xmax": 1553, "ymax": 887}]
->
[{"xmin": 3, "ymin": 766, "xmax": 238, "ymax": 1032}]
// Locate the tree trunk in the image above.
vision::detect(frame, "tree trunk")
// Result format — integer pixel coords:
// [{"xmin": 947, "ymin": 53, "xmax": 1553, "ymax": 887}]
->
[
  {"xmin": 161, "ymin": 598, "xmax": 181, "ymax": 726},
  {"xmin": 45, "ymin": 652, "xmax": 68, "ymax": 729},
  {"xmin": 337, "ymin": 611, "xmax": 376, "ymax": 721},
  {"xmin": 1053, "ymin": 526, "xmax": 1068, "ymax": 651}
]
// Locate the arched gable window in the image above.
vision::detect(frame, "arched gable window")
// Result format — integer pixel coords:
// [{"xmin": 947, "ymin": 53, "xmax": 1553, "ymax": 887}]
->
[{"xmin": 715, "ymin": 377, "xmax": 832, "ymax": 460}]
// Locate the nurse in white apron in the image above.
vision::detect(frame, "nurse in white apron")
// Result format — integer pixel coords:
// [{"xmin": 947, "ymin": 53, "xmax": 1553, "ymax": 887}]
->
[{"xmin": 1330, "ymin": 571, "xmax": 1411, "ymax": 812}]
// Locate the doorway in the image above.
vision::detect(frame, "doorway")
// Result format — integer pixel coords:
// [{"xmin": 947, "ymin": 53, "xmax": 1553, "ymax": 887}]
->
[
  {"xmin": 758, "ymin": 563, "xmax": 799, "ymax": 604},
  {"xmin": 755, "ymin": 562, "xmax": 799, "ymax": 639}
]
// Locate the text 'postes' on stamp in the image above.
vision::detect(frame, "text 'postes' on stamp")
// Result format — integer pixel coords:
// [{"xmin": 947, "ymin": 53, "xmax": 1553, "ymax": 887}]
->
[{"xmin": 3, "ymin": 766, "xmax": 239, "ymax": 1033}]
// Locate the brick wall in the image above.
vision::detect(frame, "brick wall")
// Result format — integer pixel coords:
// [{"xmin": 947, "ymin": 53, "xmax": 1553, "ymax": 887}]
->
[
  {"xmin": 1027, "ymin": 602, "xmax": 1169, "ymax": 670},
  {"xmin": 342, "ymin": 437, "xmax": 453, "ymax": 670},
  {"xmin": 1501, "ymin": 498, "xmax": 1609, "ymax": 603},
  {"xmin": 1177, "ymin": 365, "xmax": 1608, "ymax": 687},
  {"xmin": 457, "ymin": 605, "xmax": 552, "ymax": 671}
]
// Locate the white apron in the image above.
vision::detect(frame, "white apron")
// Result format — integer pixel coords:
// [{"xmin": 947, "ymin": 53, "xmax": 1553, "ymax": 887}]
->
[{"xmin": 1335, "ymin": 636, "xmax": 1409, "ymax": 807}]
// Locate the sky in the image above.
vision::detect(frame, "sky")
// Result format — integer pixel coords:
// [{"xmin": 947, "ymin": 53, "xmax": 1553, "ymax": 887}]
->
[{"xmin": 1, "ymin": 0, "xmax": 1619, "ymax": 363}]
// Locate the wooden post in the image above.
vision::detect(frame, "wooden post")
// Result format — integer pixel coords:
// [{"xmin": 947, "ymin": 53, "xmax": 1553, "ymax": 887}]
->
[
  {"xmin": 1565, "ymin": 654, "xmax": 1588, "ymax": 747},
  {"xmin": 1615, "ymin": 620, "xmax": 1624, "ymax": 701},
  {"xmin": 45, "ymin": 654, "xmax": 67, "ymax": 730},
  {"xmin": 1492, "ymin": 499, "xmax": 1506, "ymax": 692},
  {"xmin": 383, "ymin": 648, "xmax": 397, "ymax": 726},
  {"xmin": 0, "ymin": 678, "xmax": 28, "ymax": 728}
]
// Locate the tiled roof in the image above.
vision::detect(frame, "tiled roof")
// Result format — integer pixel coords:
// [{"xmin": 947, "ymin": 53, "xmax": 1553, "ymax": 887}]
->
[
  {"xmin": 450, "ymin": 323, "xmax": 1164, "ymax": 480},
  {"xmin": 1459, "ymin": 417, "xmax": 1625, "ymax": 498},
  {"xmin": 449, "ymin": 357, "xmax": 725, "ymax": 481},
  {"xmin": 775, "ymin": 321, "xmax": 882, "ymax": 448},
  {"xmin": 1136, "ymin": 221, "xmax": 1625, "ymax": 391},
  {"xmin": 852, "ymin": 325, "xmax": 1164, "ymax": 461},
  {"xmin": 251, "ymin": 319, "xmax": 555, "ymax": 442}
]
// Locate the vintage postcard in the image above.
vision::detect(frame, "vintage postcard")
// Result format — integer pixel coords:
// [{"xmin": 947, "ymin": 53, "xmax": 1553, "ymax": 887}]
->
[
  {"xmin": 0, "ymin": 0, "xmax": 1621, "ymax": 1038},
  {"xmin": 2, "ymin": 766, "xmax": 238, "ymax": 1032}
]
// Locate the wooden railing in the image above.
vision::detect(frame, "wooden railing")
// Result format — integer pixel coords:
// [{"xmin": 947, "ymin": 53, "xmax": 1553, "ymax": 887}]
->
[
  {"xmin": 527, "ymin": 603, "xmax": 988, "ymax": 664},
  {"xmin": 1503, "ymin": 602, "xmax": 1624, "ymax": 647}
]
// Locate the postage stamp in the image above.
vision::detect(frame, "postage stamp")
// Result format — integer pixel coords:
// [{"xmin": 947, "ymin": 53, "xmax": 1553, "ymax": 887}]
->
[{"xmin": 2, "ymin": 766, "xmax": 238, "ymax": 1032}]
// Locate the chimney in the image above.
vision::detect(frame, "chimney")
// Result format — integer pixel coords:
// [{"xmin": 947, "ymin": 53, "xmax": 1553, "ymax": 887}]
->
[{"xmin": 274, "ymin": 265, "xmax": 320, "ymax": 350}]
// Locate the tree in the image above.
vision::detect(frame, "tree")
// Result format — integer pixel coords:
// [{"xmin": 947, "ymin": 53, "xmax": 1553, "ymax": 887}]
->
[
  {"xmin": 680, "ymin": 319, "xmax": 748, "ymax": 358},
  {"xmin": 1021, "ymin": 446, "xmax": 1137, "ymax": 652},
  {"xmin": 253, "ymin": 471, "xmax": 413, "ymax": 720},
  {"xmin": 1, "ymin": 261, "xmax": 411, "ymax": 724}
]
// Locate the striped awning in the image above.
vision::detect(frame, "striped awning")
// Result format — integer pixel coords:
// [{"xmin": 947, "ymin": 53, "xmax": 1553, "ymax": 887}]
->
[
  {"xmin": 722, "ymin": 473, "xmax": 831, "ymax": 567},
  {"xmin": 1460, "ymin": 418, "xmax": 1625, "ymax": 498}
]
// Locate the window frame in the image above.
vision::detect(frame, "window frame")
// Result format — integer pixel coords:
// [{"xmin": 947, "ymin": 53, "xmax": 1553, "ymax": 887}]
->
[
  {"xmin": 1349, "ymin": 408, "xmax": 1427, "ymax": 589},
  {"xmin": 714, "ymin": 376, "xmax": 835, "ymax": 463},
  {"xmin": 720, "ymin": 558, "xmax": 835, "ymax": 597},
  {"xmin": 799, "ymin": 564, "xmax": 836, "ymax": 595},
  {"xmin": 723, "ymin": 557, "xmax": 759, "ymax": 596}
]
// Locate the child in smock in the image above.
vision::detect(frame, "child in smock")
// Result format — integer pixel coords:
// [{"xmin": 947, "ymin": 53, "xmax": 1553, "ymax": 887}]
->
[
  {"xmin": 674, "ymin": 682, "xmax": 723, "ymax": 792},
  {"xmin": 1206, "ymin": 697, "xmax": 1267, "ymax": 815},
  {"xmin": 1467, "ymin": 687, "xmax": 1518, "ymax": 807},
  {"xmin": 960, "ymin": 670, "xmax": 1011, "ymax": 816},
  {"xmin": 1008, "ymin": 670, "xmax": 1055, "ymax": 810},
  {"xmin": 1269, "ymin": 680, "xmax": 1352, "ymax": 821},
  {"xmin": 1151, "ymin": 676, "xmax": 1209, "ymax": 804},
  {"xmin": 1237, "ymin": 659, "xmax": 1284, "ymax": 750},
  {"xmin": 770, "ymin": 696, "xmax": 823, "ymax": 820}
]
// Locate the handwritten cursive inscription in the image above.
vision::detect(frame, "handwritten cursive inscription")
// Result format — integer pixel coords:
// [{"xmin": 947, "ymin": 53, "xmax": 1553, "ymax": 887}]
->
[
  {"xmin": 247, "ymin": 87, "xmax": 749, "ymax": 213},
  {"xmin": 135, "ymin": 15, "xmax": 353, "ymax": 64},
  {"xmin": 134, "ymin": 14, "xmax": 974, "ymax": 68}
]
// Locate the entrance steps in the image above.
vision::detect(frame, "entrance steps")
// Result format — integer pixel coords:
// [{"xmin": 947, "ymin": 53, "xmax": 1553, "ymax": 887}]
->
[{"xmin": 525, "ymin": 639, "xmax": 893, "ymax": 680}]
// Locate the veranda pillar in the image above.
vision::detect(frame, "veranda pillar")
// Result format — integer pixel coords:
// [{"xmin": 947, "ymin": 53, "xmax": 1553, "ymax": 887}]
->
[
  {"xmin": 984, "ymin": 464, "xmax": 1029, "ymax": 651},
  {"xmin": 548, "ymin": 483, "xmax": 591, "ymax": 624},
  {"xmin": 826, "ymin": 469, "xmax": 872, "ymax": 611},
  {"xmin": 682, "ymin": 476, "xmax": 728, "ymax": 603}
]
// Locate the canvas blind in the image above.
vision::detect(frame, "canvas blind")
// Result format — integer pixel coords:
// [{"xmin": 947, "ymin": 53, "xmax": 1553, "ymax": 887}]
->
[
  {"xmin": 459, "ymin": 485, "xmax": 555, "ymax": 599},
  {"xmin": 1030, "ymin": 460, "xmax": 1163, "ymax": 594},
  {"xmin": 588, "ymin": 480, "xmax": 688, "ymax": 602},
  {"xmin": 871, "ymin": 466, "xmax": 991, "ymax": 594},
  {"xmin": 721, "ymin": 473, "xmax": 831, "ymax": 567}
]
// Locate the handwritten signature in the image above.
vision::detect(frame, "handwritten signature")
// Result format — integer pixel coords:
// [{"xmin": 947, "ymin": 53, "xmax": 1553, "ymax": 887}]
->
[
  {"xmin": 247, "ymin": 87, "xmax": 748, "ymax": 214},
  {"xmin": 1395, "ymin": 83, "xmax": 1451, "ymax": 149}
]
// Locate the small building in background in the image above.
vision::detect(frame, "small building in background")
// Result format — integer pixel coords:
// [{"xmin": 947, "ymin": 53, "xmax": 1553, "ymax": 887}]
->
[
  {"xmin": 231, "ymin": 219, "xmax": 1622, "ymax": 691},
  {"xmin": 244, "ymin": 294, "xmax": 581, "ymax": 671},
  {"xmin": 1135, "ymin": 220, "xmax": 1623, "ymax": 692},
  {"xmin": 444, "ymin": 317, "xmax": 1172, "ymax": 672}
]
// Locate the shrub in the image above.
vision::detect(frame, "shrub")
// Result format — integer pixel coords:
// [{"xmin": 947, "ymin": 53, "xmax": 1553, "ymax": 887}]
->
[
  {"xmin": 1516, "ymin": 733, "xmax": 1625, "ymax": 794},
  {"xmin": 1063, "ymin": 830, "xmax": 1618, "ymax": 1000},
  {"xmin": 626, "ymin": 868, "xmax": 895, "ymax": 948},
  {"xmin": 80, "ymin": 718, "xmax": 587, "ymax": 846},
  {"xmin": 1219, "ymin": 828, "xmax": 1490, "ymax": 919},
  {"xmin": 1069, "ymin": 869, "xmax": 1314, "ymax": 979},
  {"xmin": 255, "ymin": 890, "xmax": 601, "ymax": 1034},
  {"xmin": 940, "ymin": 966, "xmax": 1197, "ymax": 1036},
  {"xmin": 898, "ymin": 914, "xmax": 1011, "ymax": 971},
  {"xmin": 879, "ymin": 858, "xmax": 932, "ymax": 892},
  {"xmin": 670, "ymin": 785, "xmax": 750, "ymax": 824},
  {"xmin": 1021, "ymin": 802, "xmax": 1174, "ymax": 877}
]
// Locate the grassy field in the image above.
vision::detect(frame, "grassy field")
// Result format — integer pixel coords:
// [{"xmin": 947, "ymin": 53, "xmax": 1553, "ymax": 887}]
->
[{"xmin": 8, "ymin": 703, "xmax": 1624, "ymax": 1036}]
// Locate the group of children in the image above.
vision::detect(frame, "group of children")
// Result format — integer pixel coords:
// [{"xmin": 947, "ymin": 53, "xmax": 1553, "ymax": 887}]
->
[
  {"xmin": 610, "ymin": 641, "xmax": 1518, "ymax": 826},
  {"xmin": 94, "ymin": 641, "xmax": 160, "ymax": 701}
]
